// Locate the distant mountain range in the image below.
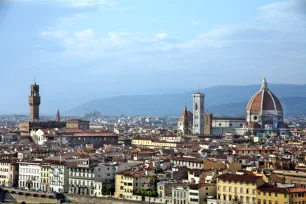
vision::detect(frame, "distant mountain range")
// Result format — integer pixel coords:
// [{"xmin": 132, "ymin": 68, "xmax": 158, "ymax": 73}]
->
[
  {"xmin": 208, "ymin": 97, "xmax": 306, "ymax": 117},
  {"xmin": 66, "ymin": 84, "xmax": 306, "ymax": 116}
]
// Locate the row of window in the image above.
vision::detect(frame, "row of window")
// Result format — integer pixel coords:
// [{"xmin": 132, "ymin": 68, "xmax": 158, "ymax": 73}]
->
[
  {"xmin": 69, "ymin": 179, "xmax": 94, "ymax": 186},
  {"xmin": 173, "ymin": 160, "xmax": 202, "ymax": 168},
  {"xmin": 218, "ymin": 186, "xmax": 255, "ymax": 194},
  {"xmin": 218, "ymin": 194, "xmax": 255, "ymax": 202},
  {"xmin": 70, "ymin": 168, "xmax": 94, "ymax": 173},
  {"xmin": 19, "ymin": 181, "xmax": 40, "ymax": 189},
  {"xmin": 173, "ymin": 191, "xmax": 187, "ymax": 198},
  {"xmin": 70, "ymin": 173, "xmax": 94, "ymax": 178},
  {"xmin": 19, "ymin": 175, "xmax": 40, "ymax": 181},
  {"xmin": 219, "ymin": 180, "xmax": 254, "ymax": 185},
  {"xmin": 20, "ymin": 168, "xmax": 40, "ymax": 174}
]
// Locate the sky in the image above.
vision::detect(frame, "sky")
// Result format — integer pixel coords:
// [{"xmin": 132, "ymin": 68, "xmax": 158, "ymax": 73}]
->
[{"xmin": 0, "ymin": 0, "xmax": 306, "ymax": 114}]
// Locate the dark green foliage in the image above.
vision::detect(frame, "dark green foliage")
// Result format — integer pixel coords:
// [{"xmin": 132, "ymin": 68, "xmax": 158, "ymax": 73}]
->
[{"xmin": 133, "ymin": 189, "xmax": 158, "ymax": 197}]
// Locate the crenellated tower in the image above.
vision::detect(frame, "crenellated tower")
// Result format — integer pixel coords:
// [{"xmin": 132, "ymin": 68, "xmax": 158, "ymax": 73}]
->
[{"xmin": 29, "ymin": 80, "xmax": 41, "ymax": 122}]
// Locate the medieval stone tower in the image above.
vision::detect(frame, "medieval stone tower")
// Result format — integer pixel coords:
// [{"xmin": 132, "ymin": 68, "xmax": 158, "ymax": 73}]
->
[
  {"xmin": 29, "ymin": 80, "xmax": 40, "ymax": 122},
  {"xmin": 192, "ymin": 92, "xmax": 205, "ymax": 135}
]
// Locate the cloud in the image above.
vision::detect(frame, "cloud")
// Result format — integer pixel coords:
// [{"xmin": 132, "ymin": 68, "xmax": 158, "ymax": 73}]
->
[
  {"xmin": 192, "ymin": 21, "xmax": 199, "ymax": 26},
  {"xmin": 41, "ymin": 30, "xmax": 69, "ymax": 38},
  {"xmin": 40, "ymin": 0, "xmax": 306, "ymax": 58},
  {"xmin": 155, "ymin": 33, "xmax": 169, "ymax": 40},
  {"xmin": 57, "ymin": 0, "xmax": 116, "ymax": 8}
]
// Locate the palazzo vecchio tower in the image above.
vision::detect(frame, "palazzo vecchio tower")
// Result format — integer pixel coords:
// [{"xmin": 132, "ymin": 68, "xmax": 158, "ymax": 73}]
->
[{"xmin": 29, "ymin": 80, "xmax": 40, "ymax": 122}]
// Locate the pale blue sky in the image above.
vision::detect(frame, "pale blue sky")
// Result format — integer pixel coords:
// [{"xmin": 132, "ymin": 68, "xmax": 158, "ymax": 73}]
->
[{"xmin": 0, "ymin": 0, "xmax": 306, "ymax": 114}]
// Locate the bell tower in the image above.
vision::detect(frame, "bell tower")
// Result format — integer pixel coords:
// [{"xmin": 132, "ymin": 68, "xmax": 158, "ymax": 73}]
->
[
  {"xmin": 193, "ymin": 92, "xmax": 205, "ymax": 135},
  {"xmin": 29, "ymin": 80, "xmax": 41, "ymax": 122}
]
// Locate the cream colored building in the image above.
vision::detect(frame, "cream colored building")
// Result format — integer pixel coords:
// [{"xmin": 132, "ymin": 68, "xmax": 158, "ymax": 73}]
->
[
  {"xmin": 257, "ymin": 184, "xmax": 306, "ymax": 204},
  {"xmin": 0, "ymin": 159, "xmax": 18, "ymax": 187},
  {"xmin": 217, "ymin": 173, "xmax": 265, "ymax": 204},
  {"xmin": 115, "ymin": 172, "xmax": 153, "ymax": 200},
  {"xmin": 171, "ymin": 156, "xmax": 204, "ymax": 169},
  {"xmin": 40, "ymin": 163, "xmax": 50, "ymax": 192},
  {"xmin": 132, "ymin": 138, "xmax": 178, "ymax": 148}
]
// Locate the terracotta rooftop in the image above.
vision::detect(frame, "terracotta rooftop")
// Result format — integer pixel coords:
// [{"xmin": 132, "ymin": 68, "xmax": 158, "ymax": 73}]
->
[
  {"xmin": 218, "ymin": 173, "xmax": 261, "ymax": 182},
  {"xmin": 70, "ymin": 133, "xmax": 118, "ymax": 137}
]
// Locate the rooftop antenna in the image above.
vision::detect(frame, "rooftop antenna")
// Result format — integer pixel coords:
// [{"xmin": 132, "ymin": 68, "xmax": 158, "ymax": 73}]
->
[{"xmin": 198, "ymin": 84, "xmax": 199, "ymax": 93}]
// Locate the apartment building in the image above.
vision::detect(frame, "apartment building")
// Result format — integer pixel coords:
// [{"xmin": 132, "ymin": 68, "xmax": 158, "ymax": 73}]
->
[
  {"xmin": 115, "ymin": 171, "xmax": 153, "ymax": 199},
  {"xmin": 232, "ymin": 148, "xmax": 275, "ymax": 156},
  {"xmin": 68, "ymin": 157, "xmax": 101, "ymax": 196},
  {"xmin": 0, "ymin": 159, "xmax": 18, "ymax": 187},
  {"xmin": 40, "ymin": 163, "xmax": 50, "ymax": 192},
  {"xmin": 132, "ymin": 138, "xmax": 179, "ymax": 148},
  {"xmin": 49, "ymin": 161, "xmax": 69, "ymax": 193},
  {"xmin": 171, "ymin": 157, "xmax": 204, "ymax": 169},
  {"xmin": 216, "ymin": 173, "xmax": 265, "ymax": 204},
  {"xmin": 257, "ymin": 184, "xmax": 306, "ymax": 204},
  {"xmin": 18, "ymin": 161, "xmax": 42, "ymax": 190}
]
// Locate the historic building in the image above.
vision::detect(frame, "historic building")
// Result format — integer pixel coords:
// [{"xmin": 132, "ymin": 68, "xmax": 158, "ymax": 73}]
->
[
  {"xmin": 40, "ymin": 163, "xmax": 50, "ymax": 192},
  {"xmin": 192, "ymin": 93, "xmax": 205, "ymax": 135},
  {"xmin": 66, "ymin": 119, "xmax": 90, "ymax": 131},
  {"xmin": 61, "ymin": 133, "xmax": 119, "ymax": 148},
  {"xmin": 68, "ymin": 157, "xmax": 102, "ymax": 196},
  {"xmin": 29, "ymin": 81, "xmax": 40, "ymax": 122},
  {"xmin": 49, "ymin": 161, "xmax": 69, "ymax": 193},
  {"xmin": 19, "ymin": 81, "xmax": 88, "ymax": 136},
  {"xmin": 246, "ymin": 77, "xmax": 289, "ymax": 135},
  {"xmin": 178, "ymin": 77, "xmax": 289, "ymax": 136},
  {"xmin": 217, "ymin": 173, "xmax": 265, "ymax": 203},
  {"xmin": 18, "ymin": 161, "xmax": 42, "ymax": 190},
  {"xmin": 177, "ymin": 106, "xmax": 193, "ymax": 135},
  {"xmin": 0, "ymin": 159, "xmax": 18, "ymax": 187}
]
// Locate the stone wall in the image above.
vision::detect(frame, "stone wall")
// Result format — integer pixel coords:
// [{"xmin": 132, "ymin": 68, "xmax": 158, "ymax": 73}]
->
[{"xmin": 3, "ymin": 193, "xmax": 58, "ymax": 203}]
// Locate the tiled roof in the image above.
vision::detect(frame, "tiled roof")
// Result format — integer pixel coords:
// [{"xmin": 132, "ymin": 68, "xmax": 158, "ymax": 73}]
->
[{"xmin": 217, "ymin": 173, "xmax": 261, "ymax": 182}]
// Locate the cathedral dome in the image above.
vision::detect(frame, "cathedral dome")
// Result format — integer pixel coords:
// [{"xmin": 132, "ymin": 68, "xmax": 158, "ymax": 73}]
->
[
  {"xmin": 179, "ymin": 111, "xmax": 193, "ymax": 122},
  {"xmin": 246, "ymin": 77, "xmax": 283, "ymax": 113}
]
